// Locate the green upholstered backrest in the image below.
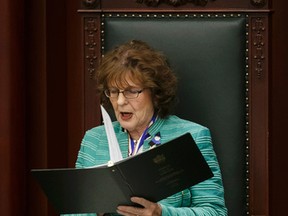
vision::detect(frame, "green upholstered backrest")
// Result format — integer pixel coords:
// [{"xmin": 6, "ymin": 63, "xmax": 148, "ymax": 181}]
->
[{"xmin": 102, "ymin": 14, "xmax": 248, "ymax": 215}]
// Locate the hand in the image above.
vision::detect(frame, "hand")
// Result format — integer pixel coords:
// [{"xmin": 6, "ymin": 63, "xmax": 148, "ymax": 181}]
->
[{"xmin": 116, "ymin": 197, "xmax": 162, "ymax": 216}]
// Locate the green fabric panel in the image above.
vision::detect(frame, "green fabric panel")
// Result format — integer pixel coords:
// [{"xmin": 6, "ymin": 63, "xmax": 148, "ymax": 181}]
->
[{"xmin": 103, "ymin": 16, "xmax": 247, "ymax": 216}]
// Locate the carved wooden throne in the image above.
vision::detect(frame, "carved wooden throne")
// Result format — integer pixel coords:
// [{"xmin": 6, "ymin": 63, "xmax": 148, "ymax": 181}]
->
[{"xmin": 78, "ymin": 0, "xmax": 269, "ymax": 215}]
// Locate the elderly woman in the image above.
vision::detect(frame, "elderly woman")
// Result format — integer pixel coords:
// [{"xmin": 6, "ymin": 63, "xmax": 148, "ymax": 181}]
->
[{"xmin": 68, "ymin": 40, "xmax": 227, "ymax": 216}]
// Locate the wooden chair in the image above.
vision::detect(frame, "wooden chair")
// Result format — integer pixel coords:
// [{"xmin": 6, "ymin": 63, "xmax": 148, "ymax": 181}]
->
[{"xmin": 78, "ymin": 1, "xmax": 269, "ymax": 215}]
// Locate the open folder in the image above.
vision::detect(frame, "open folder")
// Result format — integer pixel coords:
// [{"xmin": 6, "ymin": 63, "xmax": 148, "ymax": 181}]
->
[{"xmin": 31, "ymin": 133, "xmax": 213, "ymax": 214}]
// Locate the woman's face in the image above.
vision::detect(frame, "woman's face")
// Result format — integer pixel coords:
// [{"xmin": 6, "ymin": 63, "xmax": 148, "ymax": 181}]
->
[{"xmin": 108, "ymin": 76, "xmax": 155, "ymax": 139}]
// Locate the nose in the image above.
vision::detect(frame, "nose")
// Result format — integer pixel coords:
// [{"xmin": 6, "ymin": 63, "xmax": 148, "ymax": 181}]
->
[{"xmin": 116, "ymin": 92, "xmax": 127, "ymax": 105}]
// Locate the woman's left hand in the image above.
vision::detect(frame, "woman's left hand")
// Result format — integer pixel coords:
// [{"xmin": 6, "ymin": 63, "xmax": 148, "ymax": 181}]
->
[{"xmin": 116, "ymin": 197, "xmax": 162, "ymax": 216}]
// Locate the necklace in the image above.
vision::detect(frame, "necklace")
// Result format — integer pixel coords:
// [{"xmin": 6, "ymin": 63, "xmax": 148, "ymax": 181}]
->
[{"xmin": 128, "ymin": 115, "xmax": 157, "ymax": 156}]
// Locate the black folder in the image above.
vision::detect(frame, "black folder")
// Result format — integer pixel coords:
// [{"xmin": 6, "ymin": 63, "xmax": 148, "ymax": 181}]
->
[{"xmin": 31, "ymin": 133, "xmax": 213, "ymax": 214}]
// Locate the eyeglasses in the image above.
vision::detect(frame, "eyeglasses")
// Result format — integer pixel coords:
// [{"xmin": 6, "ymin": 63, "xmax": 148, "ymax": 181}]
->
[{"xmin": 104, "ymin": 88, "xmax": 144, "ymax": 99}]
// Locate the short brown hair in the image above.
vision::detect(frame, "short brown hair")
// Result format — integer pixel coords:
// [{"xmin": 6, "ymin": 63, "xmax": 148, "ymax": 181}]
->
[{"xmin": 96, "ymin": 40, "xmax": 178, "ymax": 118}]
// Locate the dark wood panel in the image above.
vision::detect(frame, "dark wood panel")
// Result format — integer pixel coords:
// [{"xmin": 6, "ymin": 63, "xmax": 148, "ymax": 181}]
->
[
  {"xmin": 26, "ymin": 0, "xmax": 50, "ymax": 215},
  {"xmin": 66, "ymin": 0, "xmax": 87, "ymax": 167},
  {"xmin": 81, "ymin": 0, "xmax": 269, "ymax": 10},
  {"xmin": 0, "ymin": 0, "xmax": 26, "ymax": 215},
  {"xmin": 26, "ymin": 0, "xmax": 68, "ymax": 215},
  {"xmin": 270, "ymin": 0, "xmax": 288, "ymax": 215},
  {"xmin": 249, "ymin": 14, "xmax": 270, "ymax": 215}
]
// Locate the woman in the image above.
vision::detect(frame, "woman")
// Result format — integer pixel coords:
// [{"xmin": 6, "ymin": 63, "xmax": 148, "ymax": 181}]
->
[{"xmin": 67, "ymin": 40, "xmax": 227, "ymax": 216}]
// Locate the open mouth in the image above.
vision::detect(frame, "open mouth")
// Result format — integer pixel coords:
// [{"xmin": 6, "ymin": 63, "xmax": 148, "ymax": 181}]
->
[{"xmin": 120, "ymin": 112, "xmax": 133, "ymax": 120}]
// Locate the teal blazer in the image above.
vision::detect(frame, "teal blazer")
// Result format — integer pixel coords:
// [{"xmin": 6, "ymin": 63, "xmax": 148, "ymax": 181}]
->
[{"xmin": 63, "ymin": 115, "xmax": 227, "ymax": 216}]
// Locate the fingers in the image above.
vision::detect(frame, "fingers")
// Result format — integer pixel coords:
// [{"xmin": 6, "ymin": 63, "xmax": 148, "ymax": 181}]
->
[
  {"xmin": 131, "ymin": 197, "xmax": 150, "ymax": 208},
  {"xmin": 116, "ymin": 205, "xmax": 144, "ymax": 216},
  {"xmin": 116, "ymin": 197, "xmax": 162, "ymax": 216}
]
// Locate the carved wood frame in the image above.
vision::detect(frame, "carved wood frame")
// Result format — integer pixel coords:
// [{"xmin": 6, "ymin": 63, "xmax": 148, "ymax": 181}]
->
[{"xmin": 78, "ymin": 1, "xmax": 270, "ymax": 215}]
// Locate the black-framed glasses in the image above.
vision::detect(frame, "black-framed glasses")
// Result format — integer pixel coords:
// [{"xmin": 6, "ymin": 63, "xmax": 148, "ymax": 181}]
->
[{"xmin": 104, "ymin": 88, "xmax": 144, "ymax": 99}]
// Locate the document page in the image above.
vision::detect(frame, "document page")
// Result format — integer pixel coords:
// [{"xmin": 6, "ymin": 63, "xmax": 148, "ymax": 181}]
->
[{"xmin": 100, "ymin": 105, "xmax": 123, "ymax": 163}]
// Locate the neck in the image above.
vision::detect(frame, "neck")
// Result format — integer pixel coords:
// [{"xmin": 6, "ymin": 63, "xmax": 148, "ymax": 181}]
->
[
  {"xmin": 128, "ymin": 114, "xmax": 156, "ymax": 140},
  {"xmin": 129, "ymin": 130, "xmax": 144, "ymax": 141}
]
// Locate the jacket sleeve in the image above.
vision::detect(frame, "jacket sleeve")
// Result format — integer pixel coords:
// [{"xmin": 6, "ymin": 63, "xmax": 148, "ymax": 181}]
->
[
  {"xmin": 60, "ymin": 131, "xmax": 98, "ymax": 216},
  {"xmin": 159, "ymin": 127, "xmax": 227, "ymax": 216}
]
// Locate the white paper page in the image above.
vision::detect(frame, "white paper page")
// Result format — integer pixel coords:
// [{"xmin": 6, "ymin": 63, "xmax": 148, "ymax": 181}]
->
[{"xmin": 100, "ymin": 105, "xmax": 123, "ymax": 164}]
